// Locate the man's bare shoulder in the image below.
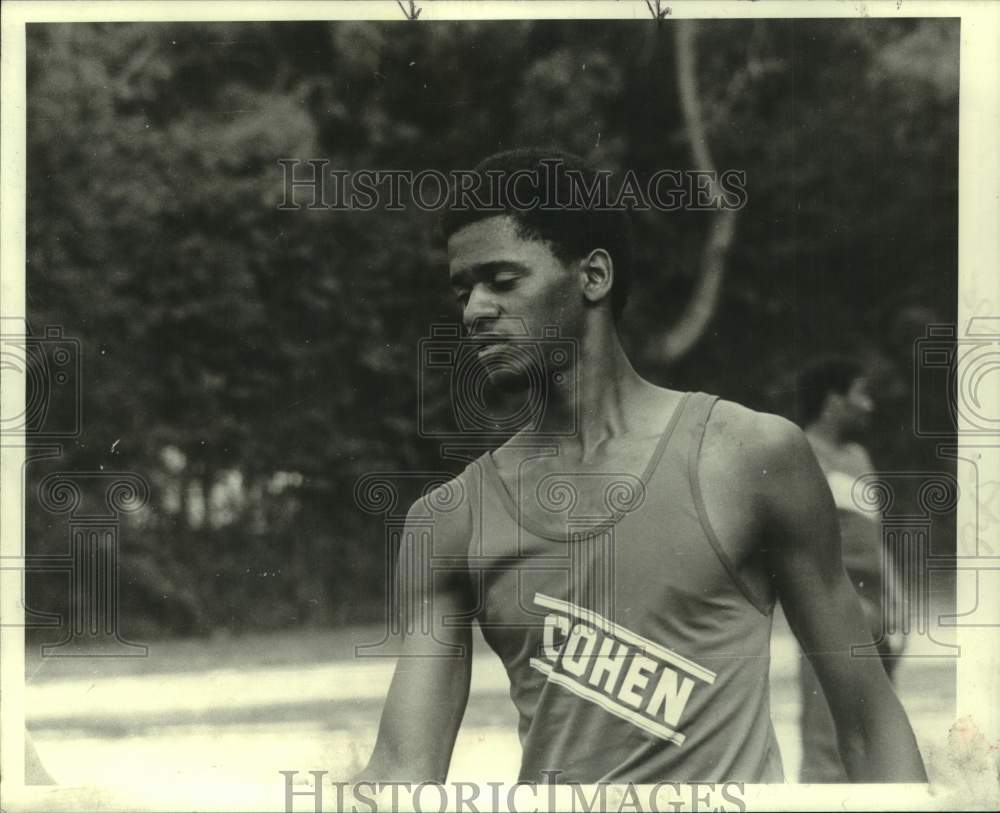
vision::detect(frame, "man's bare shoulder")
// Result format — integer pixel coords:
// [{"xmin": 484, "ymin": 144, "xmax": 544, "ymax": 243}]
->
[
  {"xmin": 704, "ymin": 398, "xmax": 811, "ymax": 469},
  {"xmin": 700, "ymin": 398, "xmax": 831, "ymax": 542},
  {"xmin": 404, "ymin": 473, "xmax": 474, "ymax": 558},
  {"xmin": 700, "ymin": 397, "xmax": 824, "ymax": 514}
]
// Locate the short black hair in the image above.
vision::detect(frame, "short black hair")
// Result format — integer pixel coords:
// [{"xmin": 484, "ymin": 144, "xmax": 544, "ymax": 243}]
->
[
  {"xmin": 795, "ymin": 356, "xmax": 865, "ymax": 426},
  {"xmin": 440, "ymin": 148, "xmax": 634, "ymax": 320}
]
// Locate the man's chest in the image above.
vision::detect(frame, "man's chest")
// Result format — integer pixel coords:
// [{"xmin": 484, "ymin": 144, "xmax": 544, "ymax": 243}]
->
[{"xmin": 490, "ymin": 441, "xmax": 658, "ymax": 531}]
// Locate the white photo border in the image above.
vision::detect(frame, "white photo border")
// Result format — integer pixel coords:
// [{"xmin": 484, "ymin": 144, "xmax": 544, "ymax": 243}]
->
[{"xmin": 1, "ymin": 2, "xmax": 997, "ymax": 811}]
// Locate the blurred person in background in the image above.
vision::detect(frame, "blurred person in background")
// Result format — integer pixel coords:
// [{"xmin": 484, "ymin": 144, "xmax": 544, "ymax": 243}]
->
[{"xmin": 796, "ymin": 357, "xmax": 905, "ymax": 783}]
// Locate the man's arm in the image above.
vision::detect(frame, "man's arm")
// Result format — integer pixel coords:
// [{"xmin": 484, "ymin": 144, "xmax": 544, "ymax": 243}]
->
[
  {"xmin": 355, "ymin": 487, "xmax": 474, "ymax": 783},
  {"xmin": 850, "ymin": 443, "xmax": 906, "ymax": 656},
  {"xmin": 760, "ymin": 417, "xmax": 926, "ymax": 781}
]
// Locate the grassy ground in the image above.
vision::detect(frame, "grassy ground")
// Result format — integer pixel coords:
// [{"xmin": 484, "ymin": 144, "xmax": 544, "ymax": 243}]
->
[{"xmin": 24, "ymin": 605, "xmax": 958, "ymax": 789}]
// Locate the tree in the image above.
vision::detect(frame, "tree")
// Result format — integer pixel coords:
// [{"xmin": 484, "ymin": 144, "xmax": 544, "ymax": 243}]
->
[{"xmin": 24, "ymin": 18, "xmax": 959, "ymax": 636}]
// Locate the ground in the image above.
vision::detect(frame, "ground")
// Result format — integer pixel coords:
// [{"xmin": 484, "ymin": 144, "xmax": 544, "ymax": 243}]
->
[{"xmin": 25, "ymin": 607, "xmax": 956, "ymax": 789}]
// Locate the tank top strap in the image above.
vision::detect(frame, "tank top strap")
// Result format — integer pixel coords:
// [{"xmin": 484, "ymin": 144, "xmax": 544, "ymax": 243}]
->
[
  {"xmin": 460, "ymin": 453, "xmax": 489, "ymax": 532},
  {"xmin": 654, "ymin": 391, "xmax": 720, "ymax": 472},
  {"xmin": 642, "ymin": 391, "xmax": 716, "ymax": 499},
  {"xmin": 644, "ymin": 391, "xmax": 772, "ymax": 615},
  {"xmin": 683, "ymin": 391, "xmax": 721, "ymax": 445}
]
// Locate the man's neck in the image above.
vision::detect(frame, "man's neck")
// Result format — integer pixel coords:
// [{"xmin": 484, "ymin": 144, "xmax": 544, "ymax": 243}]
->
[
  {"xmin": 535, "ymin": 317, "xmax": 658, "ymax": 457},
  {"xmin": 805, "ymin": 415, "xmax": 847, "ymax": 448}
]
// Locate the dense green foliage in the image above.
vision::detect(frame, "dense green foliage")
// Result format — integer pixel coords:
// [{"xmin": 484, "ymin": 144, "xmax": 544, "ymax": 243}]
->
[{"xmin": 24, "ymin": 19, "xmax": 958, "ymax": 638}]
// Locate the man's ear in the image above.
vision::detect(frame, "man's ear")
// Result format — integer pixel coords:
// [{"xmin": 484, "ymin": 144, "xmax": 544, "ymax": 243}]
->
[{"xmin": 580, "ymin": 249, "xmax": 614, "ymax": 307}]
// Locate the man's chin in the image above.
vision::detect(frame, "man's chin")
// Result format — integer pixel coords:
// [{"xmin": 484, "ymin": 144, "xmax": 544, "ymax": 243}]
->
[{"xmin": 482, "ymin": 363, "xmax": 532, "ymax": 393}]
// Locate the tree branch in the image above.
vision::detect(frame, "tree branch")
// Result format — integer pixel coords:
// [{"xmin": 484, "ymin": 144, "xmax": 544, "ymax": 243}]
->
[{"xmin": 652, "ymin": 20, "xmax": 738, "ymax": 365}]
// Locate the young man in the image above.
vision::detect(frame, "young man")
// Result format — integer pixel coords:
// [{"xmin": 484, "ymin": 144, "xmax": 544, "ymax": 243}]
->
[
  {"xmin": 358, "ymin": 149, "xmax": 925, "ymax": 784},
  {"xmin": 796, "ymin": 358, "xmax": 904, "ymax": 782}
]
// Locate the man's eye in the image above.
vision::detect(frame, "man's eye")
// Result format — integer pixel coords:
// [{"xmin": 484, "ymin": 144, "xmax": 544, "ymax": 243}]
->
[{"xmin": 491, "ymin": 276, "xmax": 517, "ymax": 291}]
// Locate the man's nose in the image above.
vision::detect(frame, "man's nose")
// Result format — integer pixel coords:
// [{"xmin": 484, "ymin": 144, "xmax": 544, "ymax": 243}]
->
[{"xmin": 463, "ymin": 286, "xmax": 500, "ymax": 331}]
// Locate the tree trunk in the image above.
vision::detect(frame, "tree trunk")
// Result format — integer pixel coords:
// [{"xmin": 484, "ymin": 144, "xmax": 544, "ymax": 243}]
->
[{"xmin": 653, "ymin": 20, "xmax": 738, "ymax": 364}]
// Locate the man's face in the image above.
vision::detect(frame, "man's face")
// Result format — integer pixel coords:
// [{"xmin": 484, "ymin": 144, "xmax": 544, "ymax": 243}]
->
[{"xmin": 447, "ymin": 215, "xmax": 582, "ymax": 385}]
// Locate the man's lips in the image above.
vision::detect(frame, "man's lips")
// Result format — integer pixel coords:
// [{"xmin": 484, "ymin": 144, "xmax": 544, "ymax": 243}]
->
[
  {"xmin": 469, "ymin": 335, "xmax": 512, "ymax": 358},
  {"xmin": 476, "ymin": 342, "xmax": 508, "ymax": 357}
]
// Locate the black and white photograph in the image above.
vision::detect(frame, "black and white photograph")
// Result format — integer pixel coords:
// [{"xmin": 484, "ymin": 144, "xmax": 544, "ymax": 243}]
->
[{"xmin": 1, "ymin": 1, "xmax": 997, "ymax": 811}]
